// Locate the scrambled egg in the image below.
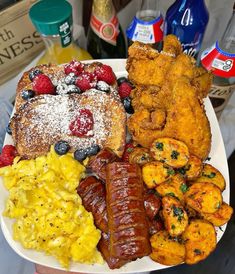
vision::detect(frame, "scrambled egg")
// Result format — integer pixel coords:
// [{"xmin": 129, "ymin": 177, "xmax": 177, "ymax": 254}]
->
[{"xmin": 0, "ymin": 147, "xmax": 103, "ymax": 268}]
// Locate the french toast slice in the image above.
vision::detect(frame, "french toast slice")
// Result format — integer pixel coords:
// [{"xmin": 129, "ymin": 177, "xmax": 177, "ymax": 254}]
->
[
  {"xmin": 15, "ymin": 61, "xmax": 118, "ymax": 112},
  {"xmin": 11, "ymin": 90, "xmax": 126, "ymax": 159}
]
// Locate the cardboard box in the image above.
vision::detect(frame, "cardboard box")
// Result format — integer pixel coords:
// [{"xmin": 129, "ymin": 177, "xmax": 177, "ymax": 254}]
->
[{"xmin": 0, "ymin": 0, "xmax": 44, "ymax": 85}]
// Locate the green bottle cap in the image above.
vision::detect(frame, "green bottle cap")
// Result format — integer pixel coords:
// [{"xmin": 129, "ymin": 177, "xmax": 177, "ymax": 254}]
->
[{"xmin": 29, "ymin": 0, "xmax": 73, "ymax": 36}]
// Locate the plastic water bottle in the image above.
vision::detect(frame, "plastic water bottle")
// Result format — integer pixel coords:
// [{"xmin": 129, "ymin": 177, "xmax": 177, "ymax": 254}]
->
[
  {"xmin": 164, "ymin": 0, "xmax": 209, "ymax": 59},
  {"xmin": 201, "ymin": 3, "xmax": 235, "ymax": 118},
  {"xmin": 126, "ymin": 0, "xmax": 164, "ymax": 51},
  {"xmin": 0, "ymin": 98, "xmax": 13, "ymax": 152}
]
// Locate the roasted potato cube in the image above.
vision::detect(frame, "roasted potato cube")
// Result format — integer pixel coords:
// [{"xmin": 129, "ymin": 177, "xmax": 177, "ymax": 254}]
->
[
  {"xmin": 150, "ymin": 230, "xmax": 185, "ymax": 266},
  {"xmin": 191, "ymin": 163, "xmax": 226, "ymax": 191},
  {"xmin": 150, "ymin": 137, "xmax": 189, "ymax": 168},
  {"xmin": 200, "ymin": 202, "xmax": 233, "ymax": 227},
  {"xmin": 142, "ymin": 161, "xmax": 174, "ymax": 188},
  {"xmin": 162, "ymin": 196, "xmax": 188, "ymax": 236},
  {"xmin": 185, "ymin": 182, "xmax": 222, "ymax": 214},
  {"xmin": 184, "ymin": 205, "xmax": 199, "ymax": 219},
  {"xmin": 177, "ymin": 155, "xmax": 203, "ymax": 180},
  {"xmin": 182, "ymin": 219, "xmax": 216, "ymax": 264},
  {"xmin": 156, "ymin": 174, "xmax": 186, "ymax": 203},
  {"xmin": 129, "ymin": 147, "xmax": 151, "ymax": 166}
]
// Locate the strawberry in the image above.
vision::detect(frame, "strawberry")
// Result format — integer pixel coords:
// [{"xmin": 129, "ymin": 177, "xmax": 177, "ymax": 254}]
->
[
  {"xmin": 75, "ymin": 72, "xmax": 96, "ymax": 91},
  {"xmin": 33, "ymin": 74, "xmax": 55, "ymax": 95},
  {"xmin": 0, "ymin": 145, "xmax": 17, "ymax": 167},
  {"xmin": 118, "ymin": 82, "xmax": 132, "ymax": 99},
  {"xmin": 64, "ymin": 60, "xmax": 84, "ymax": 76},
  {"xmin": 122, "ymin": 143, "xmax": 135, "ymax": 162},
  {"xmin": 69, "ymin": 109, "xmax": 94, "ymax": 137},
  {"xmin": 95, "ymin": 64, "xmax": 116, "ymax": 85}
]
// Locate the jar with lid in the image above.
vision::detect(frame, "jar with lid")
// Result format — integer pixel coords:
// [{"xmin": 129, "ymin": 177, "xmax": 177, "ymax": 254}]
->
[{"xmin": 29, "ymin": 0, "xmax": 92, "ymax": 65}]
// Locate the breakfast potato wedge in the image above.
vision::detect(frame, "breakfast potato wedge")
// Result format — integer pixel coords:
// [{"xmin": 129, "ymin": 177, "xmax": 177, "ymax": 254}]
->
[
  {"xmin": 150, "ymin": 137, "xmax": 190, "ymax": 168},
  {"xmin": 185, "ymin": 182, "xmax": 222, "ymax": 214},
  {"xmin": 129, "ymin": 147, "xmax": 151, "ymax": 166},
  {"xmin": 177, "ymin": 155, "xmax": 203, "ymax": 180},
  {"xmin": 182, "ymin": 219, "xmax": 216, "ymax": 264},
  {"xmin": 150, "ymin": 230, "xmax": 186, "ymax": 266},
  {"xmin": 200, "ymin": 202, "xmax": 233, "ymax": 227},
  {"xmin": 191, "ymin": 163, "xmax": 226, "ymax": 191},
  {"xmin": 156, "ymin": 174, "xmax": 187, "ymax": 203},
  {"xmin": 184, "ymin": 205, "xmax": 199, "ymax": 219},
  {"xmin": 142, "ymin": 161, "xmax": 174, "ymax": 188},
  {"xmin": 162, "ymin": 196, "xmax": 188, "ymax": 236}
]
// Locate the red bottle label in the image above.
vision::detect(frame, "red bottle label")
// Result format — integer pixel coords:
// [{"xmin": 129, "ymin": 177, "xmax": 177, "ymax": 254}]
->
[
  {"xmin": 90, "ymin": 12, "xmax": 119, "ymax": 46},
  {"xmin": 201, "ymin": 42, "xmax": 235, "ymax": 78}
]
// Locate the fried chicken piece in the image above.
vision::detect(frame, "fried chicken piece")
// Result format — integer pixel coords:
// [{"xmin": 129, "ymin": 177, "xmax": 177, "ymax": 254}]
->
[{"xmin": 128, "ymin": 77, "xmax": 211, "ymax": 160}]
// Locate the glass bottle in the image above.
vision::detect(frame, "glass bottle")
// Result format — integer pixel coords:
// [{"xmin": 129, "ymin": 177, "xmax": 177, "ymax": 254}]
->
[
  {"xmin": 126, "ymin": 0, "xmax": 164, "ymax": 51},
  {"xmin": 29, "ymin": 0, "xmax": 92, "ymax": 65},
  {"xmin": 86, "ymin": 0, "xmax": 127, "ymax": 59},
  {"xmin": 165, "ymin": 0, "xmax": 209, "ymax": 59},
  {"xmin": 201, "ymin": 3, "xmax": 235, "ymax": 118}
]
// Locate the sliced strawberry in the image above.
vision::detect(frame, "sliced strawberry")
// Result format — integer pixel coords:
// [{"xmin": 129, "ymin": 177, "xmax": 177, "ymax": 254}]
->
[
  {"xmin": 122, "ymin": 143, "xmax": 135, "ymax": 162},
  {"xmin": 69, "ymin": 109, "xmax": 94, "ymax": 137},
  {"xmin": 0, "ymin": 145, "xmax": 17, "ymax": 167},
  {"xmin": 94, "ymin": 64, "xmax": 116, "ymax": 85},
  {"xmin": 64, "ymin": 60, "xmax": 84, "ymax": 76},
  {"xmin": 118, "ymin": 82, "xmax": 132, "ymax": 98},
  {"xmin": 33, "ymin": 74, "xmax": 55, "ymax": 95}
]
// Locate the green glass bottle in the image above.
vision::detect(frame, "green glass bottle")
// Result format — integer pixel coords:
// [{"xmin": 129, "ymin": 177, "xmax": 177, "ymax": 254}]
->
[{"xmin": 87, "ymin": 0, "xmax": 127, "ymax": 59}]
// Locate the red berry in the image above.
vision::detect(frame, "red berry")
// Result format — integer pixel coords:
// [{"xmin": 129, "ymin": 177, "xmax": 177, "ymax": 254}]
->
[
  {"xmin": 64, "ymin": 60, "xmax": 84, "ymax": 76},
  {"xmin": 95, "ymin": 64, "xmax": 116, "ymax": 85},
  {"xmin": 75, "ymin": 72, "xmax": 96, "ymax": 91},
  {"xmin": 122, "ymin": 143, "xmax": 135, "ymax": 162},
  {"xmin": 0, "ymin": 145, "xmax": 17, "ymax": 167},
  {"xmin": 69, "ymin": 109, "xmax": 94, "ymax": 137},
  {"xmin": 33, "ymin": 74, "xmax": 55, "ymax": 95},
  {"xmin": 118, "ymin": 82, "xmax": 132, "ymax": 99}
]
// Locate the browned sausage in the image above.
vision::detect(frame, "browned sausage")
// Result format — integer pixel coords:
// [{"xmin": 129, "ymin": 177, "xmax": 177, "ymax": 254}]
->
[
  {"xmin": 144, "ymin": 192, "xmax": 161, "ymax": 220},
  {"xmin": 98, "ymin": 232, "xmax": 129, "ymax": 269},
  {"xmin": 106, "ymin": 162, "xmax": 151, "ymax": 260},
  {"xmin": 147, "ymin": 217, "xmax": 164, "ymax": 235},
  {"xmin": 77, "ymin": 176, "xmax": 108, "ymax": 233},
  {"xmin": 88, "ymin": 148, "xmax": 119, "ymax": 181}
]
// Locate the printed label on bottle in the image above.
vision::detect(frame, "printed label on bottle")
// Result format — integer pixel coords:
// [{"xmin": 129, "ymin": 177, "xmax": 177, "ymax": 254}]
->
[
  {"xmin": 126, "ymin": 14, "xmax": 164, "ymax": 44},
  {"xmin": 58, "ymin": 20, "xmax": 72, "ymax": 48},
  {"xmin": 201, "ymin": 42, "xmax": 235, "ymax": 78},
  {"xmin": 90, "ymin": 12, "xmax": 119, "ymax": 46},
  {"xmin": 209, "ymin": 83, "xmax": 235, "ymax": 118},
  {"xmin": 182, "ymin": 40, "xmax": 200, "ymax": 57}
]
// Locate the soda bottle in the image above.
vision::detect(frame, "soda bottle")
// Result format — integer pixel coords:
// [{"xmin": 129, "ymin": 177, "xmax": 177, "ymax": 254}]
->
[
  {"xmin": 201, "ymin": 3, "xmax": 235, "ymax": 119},
  {"xmin": 86, "ymin": 0, "xmax": 127, "ymax": 59},
  {"xmin": 126, "ymin": 0, "xmax": 164, "ymax": 51},
  {"xmin": 164, "ymin": 0, "xmax": 209, "ymax": 59},
  {"xmin": 29, "ymin": 0, "xmax": 92, "ymax": 65}
]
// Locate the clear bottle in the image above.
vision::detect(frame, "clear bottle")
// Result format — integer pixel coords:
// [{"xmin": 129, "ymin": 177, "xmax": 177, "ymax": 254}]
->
[
  {"xmin": 86, "ymin": 0, "xmax": 127, "ymax": 59},
  {"xmin": 126, "ymin": 0, "xmax": 164, "ymax": 51},
  {"xmin": 201, "ymin": 3, "xmax": 235, "ymax": 118},
  {"xmin": 29, "ymin": 0, "xmax": 92, "ymax": 65},
  {"xmin": 165, "ymin": 0, "xmax": 209, "ymax": 59}
]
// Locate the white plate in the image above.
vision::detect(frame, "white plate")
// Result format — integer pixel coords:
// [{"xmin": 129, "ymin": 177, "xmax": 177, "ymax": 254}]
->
[{"xmin": 0, "ymin": 59, "xmax": 230, "ymax": 273}]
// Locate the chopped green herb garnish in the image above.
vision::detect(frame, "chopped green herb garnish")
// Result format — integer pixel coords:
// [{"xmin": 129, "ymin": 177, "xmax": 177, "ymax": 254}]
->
[
  {"xmin": 167, "ymin": 168, "xmax": 175, "ymax": 176},
  {"xmin": 194, "ymin": 249, "xmax": 202, "ymax": 255},
  {"xmin": 171, "ymin": 150, "xmax": 180, "ymax": 160},
  {"xmin": 215, "ymin": 202, "xmax": 221, "ymax": 209},
  {"xmin": 166, "ymin": 192, "xmax": 176, "ymax": 198},
  {"xmin": 180, "ymin": 183, "xmax": 188, "ymax": 193},
  {"xmin": 202, "ymin": 172, "xmax": 216, "ymax": 178},
  {"xmin": 172, "ymin": 205, "xmax": 184, "ymax": 221},
  {"xmin": 171, "ymin": 224, "xmax": 176, "ymax": 230},
  {"xmin": 156, "ymin": 142, "xmax": 164, "ymax": 151},
  {"xmin": 127, "ymin": 147, "xmax": 134, "ymax": 153}
]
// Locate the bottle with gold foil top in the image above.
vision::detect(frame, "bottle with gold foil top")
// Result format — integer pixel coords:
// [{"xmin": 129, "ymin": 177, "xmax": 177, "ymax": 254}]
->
[
  {"xmin": 87, "ymin": 0, "xmax": 127, "ymax": 59},
  {"xmin": 29, "ymin": 0, "xmax": 92, "ymax": 65}
]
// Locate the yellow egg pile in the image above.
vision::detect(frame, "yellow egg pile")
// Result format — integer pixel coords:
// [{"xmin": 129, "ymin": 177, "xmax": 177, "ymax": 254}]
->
[{"xmin": 0, "ymin": 147, "xmax": 103, "ymax": 268}]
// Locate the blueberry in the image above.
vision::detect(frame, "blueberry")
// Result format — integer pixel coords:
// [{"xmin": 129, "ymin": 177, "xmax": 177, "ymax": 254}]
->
[
  {"xmin": 6, "ymin": 123, "xmax": 12, "ymax": 135},
  {"xmin": 29, "ymin": 68, "xmax": 42, "ymax": 81},
  {"xmin": 96, "ymin": 81, "xmax": 110, "ymax": 93},
  {"xmin": 122, "ymin": 96, "xmax": 134, "ymax": 114},
  {"xmin": 86, "ymin": 144, "xmax": 100, "ymax": 156},
  {"xmin": 74, "ymin": 148, "xmax": 87, "ymax": 162},
  {"xmin": 67, "ymin": 85, "xmax": 82, "ymax": 94},
  {"xmin": 64, "ymin": 73, "xmax": 77, "ymax": 85},
  {"xmin": 54, "ymin": 141, "xmax": 70, "ymax": 155},
  {"xmin": 21, "ymin": 89, "xmax": 35, "ymax": 100}
]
